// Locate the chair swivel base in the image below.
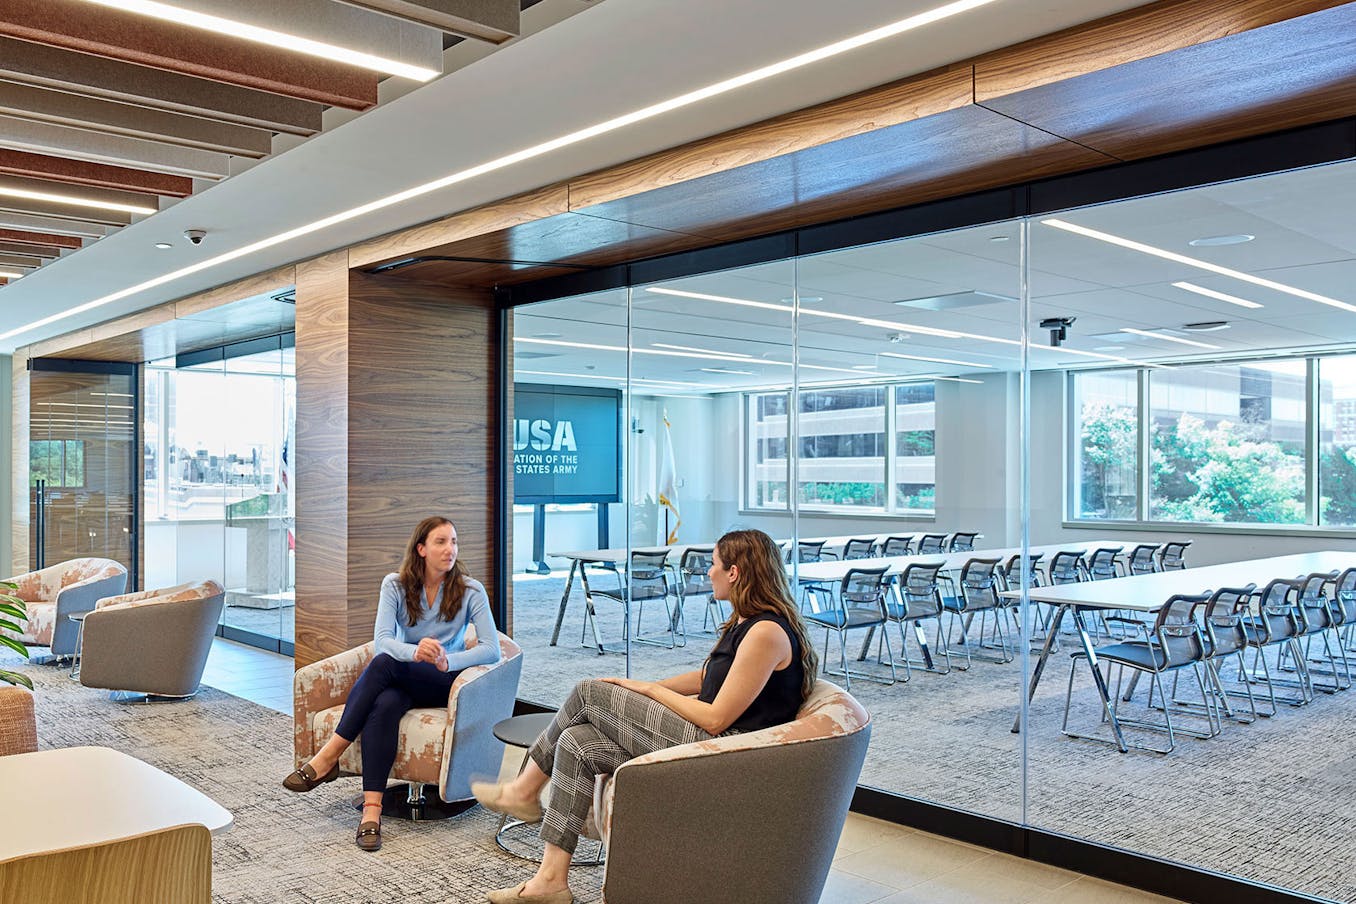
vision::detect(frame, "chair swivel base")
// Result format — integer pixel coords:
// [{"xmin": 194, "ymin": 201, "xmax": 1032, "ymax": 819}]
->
[
  {"xmin": 109, "ymin": 689, "xmax": 199, "ymax": 703},
  {"xmin": 354, "ymin": 783, "xmax": 477, "ymax": 821},
  {"xmin": 495, "ymin": 818, "xmax": 605, "ymax": 866},
  {"xmin": 28, "ymin": 652, "xmax": 73, "ymax": 666}
]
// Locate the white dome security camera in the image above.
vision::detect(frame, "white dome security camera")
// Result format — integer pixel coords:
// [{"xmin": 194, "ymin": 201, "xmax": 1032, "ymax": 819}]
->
[{"xmin": 184, "ymin": 229, "xmax": 206, "ymax": 245}]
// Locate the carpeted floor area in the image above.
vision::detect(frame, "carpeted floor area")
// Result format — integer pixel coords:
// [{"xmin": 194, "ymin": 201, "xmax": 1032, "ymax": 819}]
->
[
  {"xmin": 510, "ymin": 570, "xmax": 1356, "ymax": 903},
  {"xmin": 5, "ymin": 654, "xmax": 605, "ymax": 904}
]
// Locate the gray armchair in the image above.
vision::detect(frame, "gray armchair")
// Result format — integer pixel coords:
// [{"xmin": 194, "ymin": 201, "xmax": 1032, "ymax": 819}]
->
[
  {"xmin": 591, "ymin": 680, "xmax": 871, "ymax": 904},
  {"xmin": 2, "ymin": 558, "xmax": 128, "ymax": 658},
  {"xmin": 78, "ymin": 580, "xmax": 225, "ymax": 700}
]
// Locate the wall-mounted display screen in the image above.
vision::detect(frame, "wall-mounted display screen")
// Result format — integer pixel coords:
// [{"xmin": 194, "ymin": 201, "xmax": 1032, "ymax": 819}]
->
[{"xmin": 512, "ymin": 383, "xmax": 621, "ymax": 503}]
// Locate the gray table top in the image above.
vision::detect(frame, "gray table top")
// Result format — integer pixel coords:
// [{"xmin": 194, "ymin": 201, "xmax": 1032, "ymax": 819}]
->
[{"xmin": 493, "ymin": 712, "xmax": 556, "ymax": 747}]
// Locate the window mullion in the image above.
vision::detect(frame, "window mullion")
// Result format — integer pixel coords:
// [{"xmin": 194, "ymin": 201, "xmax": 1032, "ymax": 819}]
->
[
  {"xmin": 885, "ymin": 386, "xmax": 896, "ymax": 514},
  {"xmin": 1308, "ymin": 357, "xmax": 1319, "ymax": 526},
  {"xmin": 1138, "ymin": 368, "xmax": 1150, "ymax": 523}
]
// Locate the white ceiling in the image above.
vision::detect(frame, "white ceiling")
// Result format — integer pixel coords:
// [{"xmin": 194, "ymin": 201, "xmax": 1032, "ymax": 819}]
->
[
  {"xmin": 512, "ymin": 157, "xmax": 1356, "ymax": 394},
  {"xmin": 0, "ymin": 0, "xmax": 1155, "ymax": 353}
]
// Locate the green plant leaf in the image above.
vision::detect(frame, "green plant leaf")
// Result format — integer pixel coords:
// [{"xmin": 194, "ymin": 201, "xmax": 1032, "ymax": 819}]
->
[
  {"xmin": 0, "ymin": 618, "xmax": 23, "ymax": 635},
  {"xmin": 0, "ymin": 635, "xmax": 30, "ymax": 658},
  {"xmin": 0, "ymin": 602, "xmax": 26, "ymax": 621},
  {"xmin": 0, "ymin": 669, "xmax": 33, "ymax": 690}
]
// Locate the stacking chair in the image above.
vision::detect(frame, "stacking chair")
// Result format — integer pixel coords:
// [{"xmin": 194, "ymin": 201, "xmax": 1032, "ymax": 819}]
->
[
  {"xmin": 948, "ymin": 532, "xmax": 979, "ymax": 552},
  {"xmin": 1046, "ymin": 551, "xmax": 1086, "ymax": 585},
  {"xmin": 795, "ymin": 541, "xmax": 833, "ymax": 562},
  {"xmin": 583, "ymin": 549, "xmax": 676, "ymax": 651},
  {"xmin": 1062, "ymin": 593, "xmax": 1217, "ymax": 753},
  {"xmin": 1198, "ymin": 584, "xmax": 1260, "ymax": 724},
  {"xmin": 882, "ymin": 562, "xmax": 952, "ymax": 677},
  {"xmin": 880, "ymin": 536, "xmax": 914, "ymax": 556},
  {"xmin": 1331, "ymin": 567, "xmax": 1356, "ymax": 652},
  {"xmin": 941, "ymin": 559, "xmax": 1009, "ymax": 666},
  {"xmin": 1124, "ymin": 544, "xmax": 1161, "ymax": 576},
  {"xmin": 794, "ymin": 540, "xmax": 839, "ymax": 614},
  {"xmin": 675, "ymin": 547, "xmax": 722, "ymax": 636},
  {"xmin": 1288, "ymin": 571, "xmax": 1347, "ymax": 692},
  {"xmin": 917, "ymin": 534, "xmax": 949, "ymax": 555},
  {"xmin": 804, "ymin": 566, "xmax": 896, "ymax": 688},
  {"xmin": 1158, "ymin": 541, "xmax": 1192, "ymax": 571},
  {"xmin": 1240, "ymin": 577, "xmax": 1310, "ymax": 713},
  {"xmin": 1002, "ymin": 553, "xmax": 1049, "ymax": 645},
  {"xmin": 1084, "ymin": 548, "xmax": 1122, "ymax": 581},
  {"xmin": 841, "ymin": 538, "xmax": 878, "ymax": 560}
]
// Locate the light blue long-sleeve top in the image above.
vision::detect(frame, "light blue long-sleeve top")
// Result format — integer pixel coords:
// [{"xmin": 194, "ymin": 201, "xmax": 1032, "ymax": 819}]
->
[{"xmin": 373, "ymin": 573, "xmax": 502, "ymax": 671}]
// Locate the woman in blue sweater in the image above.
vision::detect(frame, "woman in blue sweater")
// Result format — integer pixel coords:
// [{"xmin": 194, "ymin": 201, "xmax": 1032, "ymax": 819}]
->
[{"xmin": 282, "ymin": 515, "xmax": 501, "ymax": 851}]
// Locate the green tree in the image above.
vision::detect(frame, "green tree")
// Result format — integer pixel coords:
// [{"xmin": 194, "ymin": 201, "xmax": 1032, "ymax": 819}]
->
[
  {"xmin": 1079, "ymin": 402, "xmax": 1137, "ymax": 518},
  {"xmin": 1319, "ymin": 445, "xmax": 1356, "ymax": 525}
]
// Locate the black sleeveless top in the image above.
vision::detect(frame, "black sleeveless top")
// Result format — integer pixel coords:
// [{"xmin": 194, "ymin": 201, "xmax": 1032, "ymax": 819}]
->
[{"xmin": 698, "ymin": 612, "xmax": 804, "ymax": 733}]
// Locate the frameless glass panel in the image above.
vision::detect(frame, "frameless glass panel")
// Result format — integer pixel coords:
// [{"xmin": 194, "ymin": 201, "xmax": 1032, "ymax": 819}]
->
[
  {"xmin": 1027, "ymin": 156, "xmax": 1356, "ymax": 900},
  {"xmin": 165, "ymin": 359, "xmax": 228, "ymax": 625},
  {"xmin": 894, "ymin": 382, "xmax": 935, "ymax": 513},
  {"xmin": 1071, "ymin": 369, "xmax": 1139, "ymax": 520},
  {"xmin": 509, "ymin": 288, "xmax": 629, "ymax": 705}
]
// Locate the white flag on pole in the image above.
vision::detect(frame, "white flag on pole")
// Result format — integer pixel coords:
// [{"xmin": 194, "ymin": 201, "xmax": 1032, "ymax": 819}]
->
[{"xmin": 658, "ymin": 411, "xmax": 681, "ymax": 543}]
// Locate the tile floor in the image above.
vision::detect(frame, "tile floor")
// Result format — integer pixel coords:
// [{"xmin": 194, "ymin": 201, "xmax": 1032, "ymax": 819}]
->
[{"xmin": 203, "ymin": 638, "xmax": 1182, "ymax": 904}]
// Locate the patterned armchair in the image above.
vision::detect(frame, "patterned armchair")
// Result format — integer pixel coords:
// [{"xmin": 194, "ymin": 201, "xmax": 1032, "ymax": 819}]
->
[
  {"xmin": 79, "ymin": 580, "xmax": 225, "ymax": 700},
  {"xmin": 0, "ymin": 687, "xmax": 37, "ymax": 757},
  {"xmin": 2, "ymin": 558, "xmax": 128, "ymax": 657},
  {"xmin": 592, "ymin": 680, "xmax": 871, "ymax": 904},
  {"xmin": 293, "ymin": 631, "xmax": 523, "ymax": 806}
]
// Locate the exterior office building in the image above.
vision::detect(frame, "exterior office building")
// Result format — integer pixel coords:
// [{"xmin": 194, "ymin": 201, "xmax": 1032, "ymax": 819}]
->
[{"xmin": 4, "ymin": 1, "xmax": 1356, "ymax": 902}]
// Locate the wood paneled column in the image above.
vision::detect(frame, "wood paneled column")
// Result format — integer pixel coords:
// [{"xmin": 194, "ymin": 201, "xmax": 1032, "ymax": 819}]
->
[{"xmin": 294, "ymin": 254, "xmax": 499, "ymax": 667}]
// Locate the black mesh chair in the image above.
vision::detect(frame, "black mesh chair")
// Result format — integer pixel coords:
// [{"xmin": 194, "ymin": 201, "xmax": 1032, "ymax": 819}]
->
[
  {"xmin": 1158, "ymin": 541, "xmax": 1192, "ymax": 571},
  {"xmin": 949, "ymin": 532, "xmax": 979, "ymax": 552},
  {"xmin": 1241, "ymin": 577, "xmax": 1310, "ymax": 713},
  {"xmin": 804, "ymin": 566, "xmax": 896, "ymax": 688},
  {"xmin": 1062, "ymin": 593, "xmax": 1217, "ymax": 753},
  {"xmin": 917, "ymin": 534, "xmax": 949, "ymax": 555},
  {"xmin": 881, "ymin": 536, "xmax": 914, "ymax": 557},
  {"xmin": 583, "ymin": 549, "xmax": 675, "ymax": 652},
  {"xmin": 842, "ymin": 538, "xmax": 878, "ymax": 560},
  {"xmin": 1046, "ymin": 551, "xmax": 1086, "ymax": 585},
  {"xmin": 1085, "ymin": 548, "xmax": 1122, "ymax": 581},
  {"xmin": 1199, "ymin": 584, "xmax": 1259, "ymax": 724},
  {"xmin": 1124, "ymin": 544, "xmax": 1161, "ymax": 576},
  {"xmin": 1003, "ymin": 553, "xmax": 1050, "ymax": 645},
  {"xmin": 941, "ymin": 558, "xmax": 1009, "ymax": 666},
  {"xmin": 794, "ymin": 540, "xmax": 836, "ymax": 612},
  {"xmin": 882, "ymin": 562, "xmax": 952, "ymax": 677},
  {"xmin": 675, "ymin": 547, "xmax": 720, "ymax": 636},
  {"xmin": 1289, "ymin": 571, "xmax": 1347, "ymax": 692},
  {"xmin": 795, "ymin": 541, "xmax": 833, "ymax": 562},
  {"xmin": 1331, "ymin": 567, "xmax": 1356, "ymax": 652}
]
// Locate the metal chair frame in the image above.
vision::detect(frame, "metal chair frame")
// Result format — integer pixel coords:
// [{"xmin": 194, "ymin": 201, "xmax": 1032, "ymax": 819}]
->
[
  {"xmin": 942, "ymin": 558, "xmax": 1011, "ymax": 666},
  {"xmin": 805, "ymin": 566, "xmax": 897, "ymax": 688},
  {"xmin": 1238, "ymin": 577, "xmax": 1311, "ymax": 712},
  {"xmin": 581, "ymin": 549, "xmax": 676, "ymax": 652},
  {"xmin": 879, "ymin": 562, "xmax": 953, "ymax": 678}
]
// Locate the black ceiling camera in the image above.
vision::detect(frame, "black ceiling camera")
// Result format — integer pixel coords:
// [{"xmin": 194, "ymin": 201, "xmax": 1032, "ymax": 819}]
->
[{"xmin": 1040, "ymin": 317, "xmax": 1076, "ymax": 347}]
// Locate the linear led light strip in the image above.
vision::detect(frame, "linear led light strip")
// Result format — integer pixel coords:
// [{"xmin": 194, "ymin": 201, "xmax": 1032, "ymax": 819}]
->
[
  {"xmin": 1044, "ymin": 219, "xmax": 1356, "ymax": 314},
  {"xmin": 516, "ymin": 336, "xmax": 864, "ymax": 375},
  {"xmin": 1172, "ymin": 281, "xmax": 1263, "ymax": 310},
  {"xmin": 516, "ymin": 369, "xmax": 706, "ymax": 388},
  {"xmin": 0, "ymin": 186, "xmax": 156, "ymax": 216},
  {"xmin": 75, "ymin": 0, "xmax": 439, "ymax": 81},
  {"xmin": 0, "ymin": 269, "xmax": 22, "ymax": 279},
  {"xmin": 0, "ymin": 0, "xmax": 1002, "ymax": 343}
]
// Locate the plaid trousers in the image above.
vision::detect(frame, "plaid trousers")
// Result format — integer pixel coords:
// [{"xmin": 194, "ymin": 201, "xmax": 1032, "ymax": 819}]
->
[{"xmin": 528, "ymin": 678, "xmax": 714, "ymax": 854}]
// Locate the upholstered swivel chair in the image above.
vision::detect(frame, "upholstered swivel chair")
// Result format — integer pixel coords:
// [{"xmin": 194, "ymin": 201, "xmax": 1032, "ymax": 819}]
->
[
  {"xmin": 2, "ymin": 558, "xmax": 127, "ymax": 659},
  {"xmin": 590, "ymin": 680, "xmax": 870, "ymax": 904},
  {"xmin": 293, "ymin": 631, "xmax": 522, "ymax": 816},
  {"xmin": 78, "ymin": 580, "xmax": 225, "ymax": 701}
]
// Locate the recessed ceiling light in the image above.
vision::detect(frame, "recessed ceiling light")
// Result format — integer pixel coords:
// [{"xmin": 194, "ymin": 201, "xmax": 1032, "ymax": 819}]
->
[
  {"xmin": 1188, "ymin": 234, "xmax": 1254, "ymax": 247},
  {"xmin": 1172, "ymin": 281, "xmax": 1262, "ymax": 310},
  {"xmin": 1094, "ymin": 345, "xmax": 1126, "ymax": 352},
  {"xmin": 154, "ymin": 242, "xmax": 173, "ymax": 250},
  {"xmin": 1119, "ymin": 327, "xmax": 1221, "ymax": 349},
  {"xmin": 989, "ymin": 236, "xmax": 1010, "ymax": 243},
  {"xmin": 0, "ymin": 185, "xmax": 156, "ymax": 216},
  {"xmin": 75, "ymin": 0, "xmax": 440, "ymax": 81},
  {"xmin": 0, "ymin": 0, "xmax": 1026, "ymax": 345},
  {"xmin": 1182, "ymin": 321, "xmax": 1231, "ymax": 332},
  {"xmin": 1043, "ymin": 219, "xmax": 1354, "ymax": 312},
  {"xmin": 851, "ymin": 364, "xmax": 877, "ymax": 370}
]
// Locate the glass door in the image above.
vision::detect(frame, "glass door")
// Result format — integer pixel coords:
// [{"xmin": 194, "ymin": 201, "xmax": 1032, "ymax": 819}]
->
[{"xmin": 29, "ymin": 359, "xmax": 138, "ymax": 586}]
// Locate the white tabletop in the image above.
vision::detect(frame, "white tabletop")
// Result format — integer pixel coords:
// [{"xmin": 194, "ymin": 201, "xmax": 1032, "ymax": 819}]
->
[
  {"xmin": 550, "ymin": 532, "xmax": 970, "ymax": 565},
  {"xmin": 1010, "ymin": 551, "xmax": 1354, "ymax": 611},
  {"xmin": 792, "ymin": 539, "xmax": 1158, "ymax": 584},
  {"xmin": 0, "ymin": 746, "xmax": 233, "ymax": 861}
]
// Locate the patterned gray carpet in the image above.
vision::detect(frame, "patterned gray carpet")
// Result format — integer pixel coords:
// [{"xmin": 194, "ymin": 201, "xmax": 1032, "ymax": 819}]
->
[
  {"xmin": 511, "ymin": 570, "xmax": 1356, "ymax": 903},
  {"xmin": 5, "ymin": 653, "xmax": 605, "ymax": 904}
]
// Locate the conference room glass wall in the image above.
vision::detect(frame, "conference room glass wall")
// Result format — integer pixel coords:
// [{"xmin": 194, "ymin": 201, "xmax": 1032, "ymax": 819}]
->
[{"xmin": 508, "ymin": 155, "xmax": 1356, "ymax": 902}]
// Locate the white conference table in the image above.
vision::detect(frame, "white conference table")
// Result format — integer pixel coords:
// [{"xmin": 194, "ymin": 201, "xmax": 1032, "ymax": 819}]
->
[
  {"xmin": 0, "ymin": 746, "xmax": 232, "ymax": 862},
  {"xmin": 791, "ymin": 539, "xmax": 1158, "ymax": 584},
  {"xmin": 1005, "ymin": 550, "xmax": 1353, "ymax": 751}
]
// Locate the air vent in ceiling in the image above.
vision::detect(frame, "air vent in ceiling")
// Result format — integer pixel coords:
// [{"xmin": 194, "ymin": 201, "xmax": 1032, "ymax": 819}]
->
[
  {"xmin": 894, "ymin": 290, "xmax": 1015, "ymax": 311},
  {"xmin": 514, "ymin": 351, "xmax": 563, "ymax": 360}
]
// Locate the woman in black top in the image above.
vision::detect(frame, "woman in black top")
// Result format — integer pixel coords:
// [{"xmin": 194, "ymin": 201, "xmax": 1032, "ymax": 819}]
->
[{"xmin": 475, "ymin": 528, "xmax": 818, "ymax": 904}]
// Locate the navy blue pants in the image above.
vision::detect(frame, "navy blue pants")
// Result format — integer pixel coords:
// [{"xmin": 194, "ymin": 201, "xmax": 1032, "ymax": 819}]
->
[{"xmin": 335, "ymin": 652, "xmax": 461, "ymax": 792}]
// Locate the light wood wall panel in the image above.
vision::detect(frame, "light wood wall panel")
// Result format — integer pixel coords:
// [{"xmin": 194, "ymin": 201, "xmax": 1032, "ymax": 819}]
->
[{"xmin": 9, "ymin": 353, "xmax": 29, "ymax": 573}]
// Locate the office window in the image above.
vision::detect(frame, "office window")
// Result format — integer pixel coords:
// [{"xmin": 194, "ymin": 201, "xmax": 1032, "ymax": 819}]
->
[
  {"xmin": 894, "ymin": 383, "xmax": 935, "ymax": 512},
  {"xmin": 1320, "ymin": 355, "xmax": 1356, "ymax": 526},
  {"xmin": 798, "ymin": 386, "xmax": 886, "ymax": 508},
  {"xmin": 1072, "ymin": 371, "xmax": 1138, "ymax": 519},
  {"xmin": 746, "ymin": 391, "xmax": 789, "ymax": 508},
  {"xmin": 29, "ymin": 440, "xmax": 85, "ymax": 488}
]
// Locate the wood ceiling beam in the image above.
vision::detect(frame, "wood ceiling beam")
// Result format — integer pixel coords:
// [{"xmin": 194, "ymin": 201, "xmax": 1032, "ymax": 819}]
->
[
  {"xmin": 0, "ymin": 241, "xmax": 59, "ymax": 259},
  {"xmin": 343, "ymin": 0, "xmax": 519, "ymax": 44},
  {"xmin": 0, "ymin": 149, "xmax": 192, "ymax": 198},
  {"xmin": 0, "ymin": 210, "xmax": 109, "ymax": 238},
  {"xmin": 0, "ymin": 83, "xmax": 273, "ymax": 157},
  {"xmin": 0, "ymin": 228, "xmax": 83, "ymax": 250},
  {"xmin": 0, "ymin": 252, "xmax": 43, "ymax": 270},
  {"xmin": 0, "ymin": 37, "xmax": 323, "ymax": 134},
  {"xmin": 0, "ymin": 115, "xmax": 229, "ymax": 180},
  {"xmin": 0, "ymin": 0, "xmax": 379, "ymax": 110}
]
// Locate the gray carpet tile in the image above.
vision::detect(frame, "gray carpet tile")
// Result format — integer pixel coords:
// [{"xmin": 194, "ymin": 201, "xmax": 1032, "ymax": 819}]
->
[
  {"xmin": 5, "ymin": 654, "xmax": 605, "ymax": 904},
  {"xmin": 510, "ymin": 572, "xmax": 1355, "ymax": 903}
]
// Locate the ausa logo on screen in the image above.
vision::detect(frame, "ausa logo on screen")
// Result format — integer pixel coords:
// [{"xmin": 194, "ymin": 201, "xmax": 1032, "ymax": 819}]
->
[
  {"xmin": 512, "ymin": 383, "xmax": 620, "ymax": 503},
  {"xmin": 513, "ymin": 419, "xmax": 578, "ymax": 474}
]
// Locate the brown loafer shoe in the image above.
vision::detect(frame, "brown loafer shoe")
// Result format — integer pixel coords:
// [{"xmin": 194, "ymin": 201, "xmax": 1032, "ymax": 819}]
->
[
  {"xmin": 355, "ymin": 820, "xmax": 382, "ymax": 852},
  {"xmin": 282, "ymin": 761, "xmax": 339, "ymax": 793},
  {"xmin": 471, "ymin": 781, "xmax": 543, "ymax": 824},
  {"xmin": 485, "ymin": 883, "xmax": 572, "ymax": 904}
]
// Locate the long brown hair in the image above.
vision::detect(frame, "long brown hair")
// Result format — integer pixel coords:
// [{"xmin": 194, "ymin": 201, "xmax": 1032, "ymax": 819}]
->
[
  {"xmin": 398, "ymin": 516, "xmax": 469, "ymax": 628},
  {"xmin": 714, "ymin": 529, "xmax": 818, "ymax": 701}
]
